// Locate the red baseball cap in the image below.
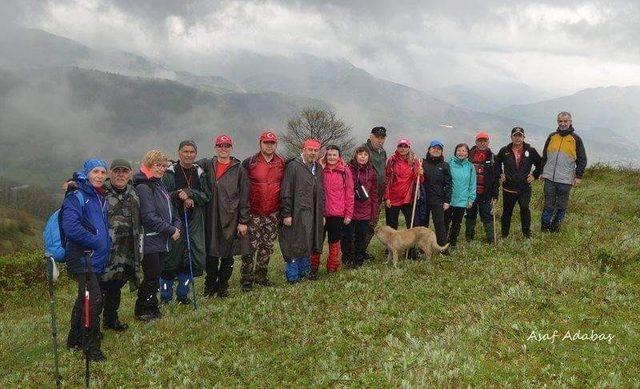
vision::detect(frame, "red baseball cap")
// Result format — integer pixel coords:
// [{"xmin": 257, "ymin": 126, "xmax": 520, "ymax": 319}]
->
[
  {"xmin": 303, "ymin": 138, "xmax": 321, "ymax": 149},
  {"xmin": 397, "ymin": 137, "xmax": 412, "ymax": 147},
  {"xmin": 259, "ymin": 130, "xmax": 278, "ymax": 142},
  {"xmin": 476, "ymin": 131, "xmax": 490, "ymax": 141},
  {"xmin": 215, "ymin": 134, "xmax": 233, "ymax": 146}
]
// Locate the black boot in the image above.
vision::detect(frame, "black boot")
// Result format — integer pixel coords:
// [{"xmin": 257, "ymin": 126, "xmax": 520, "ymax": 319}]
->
[
  {"xmin": 217, "ymin": 258, "xmax": 234, "ymax": 298},
  {"xmin": 483, "ymin": 222, "xmax": 495, "ymax": 244},
  {"xmin": 102, "ymin": 286, "xmax": 128, "ymax": 331},
  {"xmin": 204, "ymin": 256, "xmax": 220, "ymax": 297}
]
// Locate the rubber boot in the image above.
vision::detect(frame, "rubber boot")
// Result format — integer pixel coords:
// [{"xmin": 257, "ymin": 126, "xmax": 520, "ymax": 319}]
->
[
  {"xmin": 217, "ymin": 258, "xmax": 234, "ymax": 298},
  {"xmin": 465, "ymin": 218, "xmax": 475, "ymax": 242}
]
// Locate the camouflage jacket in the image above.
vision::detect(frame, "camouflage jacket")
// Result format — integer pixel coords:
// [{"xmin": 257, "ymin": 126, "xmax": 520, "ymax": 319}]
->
[{"xmin": 101, "ymin": 180, "xmax": 142, "ymax": 287}]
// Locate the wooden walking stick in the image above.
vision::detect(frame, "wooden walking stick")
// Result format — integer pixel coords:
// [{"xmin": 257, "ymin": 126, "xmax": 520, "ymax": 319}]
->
[
  {"xmin": 405, "ymin": 159, "xmax": 422, "ymax": 260},
  {"xmin": 492, "ymin": 200, "xmax": 497, "ymax": 245}
]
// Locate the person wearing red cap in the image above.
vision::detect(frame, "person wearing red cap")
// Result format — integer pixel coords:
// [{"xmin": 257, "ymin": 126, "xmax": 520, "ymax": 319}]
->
[
  {"xmin": 310, "ymin": 145, "xmax": 354, "ymax": 278},
  {"xmin": 239, "ymin": 130, "xmax": 285, "ymax": 292},
  {"xmin": 279, "ymin": 138, "xmax": 324, "ymax": 283},
  {"xmin": 197, "ymin": 134, "xmax": 251, "ymax": 298},
  {"xmin": 465, "ymin": 131, "xmax": 499, "ymax": 243},
  {"xmin": 384, "ymin": 138, "xmax": 423, "ymax": 254}
]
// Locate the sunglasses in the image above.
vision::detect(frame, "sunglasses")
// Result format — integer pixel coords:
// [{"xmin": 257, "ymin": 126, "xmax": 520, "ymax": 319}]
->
[
  {"xmin": 397, "ymin": 144, "xmax": 410, "ymax": 148},
  {"xmin": 216, "ymin": 144, "xmax": 232, "ymax": 149}
]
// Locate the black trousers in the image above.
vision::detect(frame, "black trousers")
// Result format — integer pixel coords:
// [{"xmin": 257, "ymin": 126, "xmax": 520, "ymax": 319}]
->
[
  {"xmin": 501, "ymin": 187, "xmax": 532, "ymax": 237},
  {"xmin": 422, "ymin": 203, "xmax": 447, "ymax": 246},
  {"xmin": 135, "ymin": 252, "xmax": 165, "ymax": 316},
  {"xmin": 444, "ymin": 206, "xmax": 466, "ymax": 246},
  {"xmin": 100, "ymin": 279, "xmax": 127, "ymax": 326},
  {"xmin": 67, "ymin": 272, "xmax": 102, "ymax": 351},
  {"xmin": 205, "ymin": 256, "xmax": 234, "ymax": 294},
  {"xmin": 385, "ymin": 203, "xmax": 414, "ymax": 229},
  {"xmin": 324, "ymin": 216, "xmax": 344, "ymax": 244},
  {"xmin": 341, "ymin": 219, "xmax": 370, "ymax": 265}
]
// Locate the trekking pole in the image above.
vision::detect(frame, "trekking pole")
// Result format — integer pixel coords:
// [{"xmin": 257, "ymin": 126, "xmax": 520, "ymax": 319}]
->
[
  {"xmin": 405, "ymin": 167, "xmax": 422, "ymax": 260},
  {"xmin": 45, "ymin": 255, "xmax": 62, "ymax": 388},
  {"xmin": 183, "ymin": 208, "xmax": 198, "ymax": 310},
  {"xmin": 83, "ymin": 251, "xmax": 92, "ymax": 389},
  {"xmin": 492, "ymin": 200, "xmax": 497, "ymax": 245}
]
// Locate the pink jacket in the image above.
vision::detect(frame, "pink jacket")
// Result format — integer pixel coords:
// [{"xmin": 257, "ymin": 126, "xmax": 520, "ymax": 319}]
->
[{"xmin": 321, "ymin": 158, "xmax": 354, "ymax": 219}]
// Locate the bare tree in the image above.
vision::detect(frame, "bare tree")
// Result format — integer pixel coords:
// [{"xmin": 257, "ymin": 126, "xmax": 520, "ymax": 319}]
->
[{"xmin": 282, "ymin": 108, "xmax": 355, "ymax": 157}]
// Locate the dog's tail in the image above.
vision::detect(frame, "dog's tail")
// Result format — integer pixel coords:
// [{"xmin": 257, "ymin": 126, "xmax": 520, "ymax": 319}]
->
[{"xmin": 432, "ymin": 241, "xmax": 450, "ymax": 252}]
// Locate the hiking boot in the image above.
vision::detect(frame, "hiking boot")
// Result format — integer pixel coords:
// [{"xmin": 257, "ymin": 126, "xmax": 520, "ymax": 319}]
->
[
  {"xmin": 86, "ymin": 348, "xmax": 107, "ymax": 363},
  {"xmin": 67, "ymin": 341, "xmax": 82, "ymax": 351},
  {"xmin": 307, "ymin": 271, "xmax": 318, "ymax": 281},
  {"xmin": 364, "ymin": 252, "xmax": 374, "ymax": 261},
  {"xmin": 176, "ymin": 296, "xmax": 192, "ymax": 305},
  {"xmin": 136, "ymin": 312, "xmax": 159, "ymax": 322},
  {"xmin": 241, "ymin": 282, "xmax": 253, "ymax": 292},
  {"xmin": 254, "ymin": 278, "xmax": 273, "ymax": 287},
  {"xmin": 104, "ymin": 320, "xmax": 128, "ymax": 332},
  {"xmin": 217, "ymin": 288, "xmax": 229, "ymax": 298}
]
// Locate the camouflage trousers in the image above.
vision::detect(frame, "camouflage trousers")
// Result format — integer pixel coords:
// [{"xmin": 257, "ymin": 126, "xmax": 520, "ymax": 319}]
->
[{"xmin": 240, "ymin": 212, "xmax": 279, "ymax": 284}]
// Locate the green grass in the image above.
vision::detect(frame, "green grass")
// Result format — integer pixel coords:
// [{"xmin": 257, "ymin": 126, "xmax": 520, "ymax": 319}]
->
[{"xmin": 1, "ymin": 165, "xmax": 639, "ymax": 386}]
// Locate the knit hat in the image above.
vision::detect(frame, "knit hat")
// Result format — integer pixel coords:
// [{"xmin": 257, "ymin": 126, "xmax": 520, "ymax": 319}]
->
[
  {"xmin": 511, "ymin": 127, "xmax": 525, "ymax": 136},
  {"xmin": 78, "ymin": 158, "xmax": 108, "ymax": 180}
]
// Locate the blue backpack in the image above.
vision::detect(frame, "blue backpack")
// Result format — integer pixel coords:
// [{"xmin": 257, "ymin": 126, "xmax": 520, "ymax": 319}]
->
[{"xmin": 43, "ymin": 191, "xmax": 84, "ymax": 262}]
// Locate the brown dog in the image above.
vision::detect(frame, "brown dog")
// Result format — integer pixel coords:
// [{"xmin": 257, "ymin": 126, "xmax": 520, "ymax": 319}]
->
[{"xmin": 375, "ymin": 225, "xmax": 449, "ymax": 267}]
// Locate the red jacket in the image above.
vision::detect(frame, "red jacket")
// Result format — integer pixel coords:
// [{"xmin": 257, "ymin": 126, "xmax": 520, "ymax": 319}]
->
[
  {"xmin": 348, "ymin": 161, "xmax": 379, "ymax": 221},
  {"xmin": 242, "ymin": 152, "xmax": 285, "ymax": 216},
  {"xmin": 384, "ymin": 152, "xmax": 422, "ymax": 206},
  {"xmin": 321, "ymin": 158, "xmax": 354, "ymax": 219}
]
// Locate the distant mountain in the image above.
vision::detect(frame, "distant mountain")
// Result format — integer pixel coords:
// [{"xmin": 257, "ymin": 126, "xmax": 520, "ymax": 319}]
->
[
  {"xmin": 497, "ymin": 86, "xmax": 640, "ymax": 162},
  {"xmin": 0, "ymin": 28, "xmax": 243, "ymax": 93},
  {"xmin": 431, "ymin": 81, "xmax": 554, "ymax": 113},
  {"xmin": 0, "ymin": 67, "xmax": 327, "ymax": 183},
  {"xmin": 203, "ymin": 52, "xmax": 551, "ymax": 150},
  {"xmin": 0, "ymin": 28, "xmax": 635, "ymax": 178}
]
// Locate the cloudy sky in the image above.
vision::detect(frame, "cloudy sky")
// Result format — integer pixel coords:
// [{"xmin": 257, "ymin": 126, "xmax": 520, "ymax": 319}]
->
[{"xmin": 5, "ymin": 0, "xmax": 640, "ymax": 95}]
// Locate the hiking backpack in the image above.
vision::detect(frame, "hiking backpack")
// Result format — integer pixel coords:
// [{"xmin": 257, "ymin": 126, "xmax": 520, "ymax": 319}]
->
[{"xmin": 43, "ymin": 191, "xmax": 84, "ymax": 262}]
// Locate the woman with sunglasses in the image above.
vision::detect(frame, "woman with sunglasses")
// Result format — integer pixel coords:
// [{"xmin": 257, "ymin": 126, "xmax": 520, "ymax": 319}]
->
[{"xmin": 384, "ymin": 138, "xmax": 423, "ymax": 242}]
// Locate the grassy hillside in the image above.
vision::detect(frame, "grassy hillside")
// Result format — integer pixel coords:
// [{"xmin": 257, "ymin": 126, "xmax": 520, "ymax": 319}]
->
[{"xmin": 1, "ymin": 165, "xmax": 639, "ymax": 386}]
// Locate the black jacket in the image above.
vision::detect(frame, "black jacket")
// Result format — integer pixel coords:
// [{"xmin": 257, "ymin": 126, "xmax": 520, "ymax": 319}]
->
[
  {"xmin": 133, "ymin": 172, "xmax": 181, "ymax": 255},
  {"xmin": 496, "ymin": 142, "xmax": 542, "ymax": 192},
  {"xmin": 468, "ymin": 146, "xmax": 499, "ymax": 200},
  {"xmin": 421, "ymin": 157, "xmax": 452, "ymax": 205}
]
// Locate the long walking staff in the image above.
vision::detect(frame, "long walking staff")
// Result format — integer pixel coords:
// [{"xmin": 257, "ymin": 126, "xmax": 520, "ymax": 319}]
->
[
  {"xmin": 45, "ymin": 254, "xmax": 62, "ymax": 388},
  {"xmin": 82, "ymin": 251, "xmax": 92, "ymax": 389},
  {"xmin": 492, "ymin": 200, "xmax": 497, "ymax": 245},
  {"xmin": 405, "ymin": 166, "xmax": 422, "ymax": 260},
  {"xmin": 183, "ymin": 208, "xmax": 198, "ymax": 310}
]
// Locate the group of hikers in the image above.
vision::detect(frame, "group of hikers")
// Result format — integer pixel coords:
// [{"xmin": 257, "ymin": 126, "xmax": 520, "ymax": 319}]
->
[{"xmin": 55, "ymin": 111, "xmax": 587, "ymax": 362}]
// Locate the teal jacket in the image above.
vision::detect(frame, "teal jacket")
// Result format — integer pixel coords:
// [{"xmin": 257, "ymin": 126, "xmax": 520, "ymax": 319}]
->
[{"xmin": 448, "ymin": 156, "xmax": 477, "ymax": 207}]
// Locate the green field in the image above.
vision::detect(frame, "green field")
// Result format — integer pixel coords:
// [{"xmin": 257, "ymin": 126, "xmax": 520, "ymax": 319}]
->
[{"xmin": 1, "ymin": 165, "xmax": 639, "ymax": 387}]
